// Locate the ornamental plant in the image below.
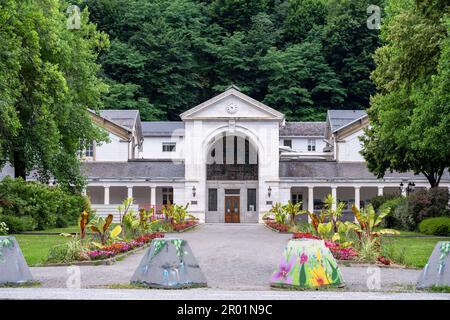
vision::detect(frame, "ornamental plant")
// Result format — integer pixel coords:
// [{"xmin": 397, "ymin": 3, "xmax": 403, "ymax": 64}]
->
[
  {"xmin": 345, "ymin": 204, "xmax": 400, "ymax": 244},
  {"xmin": 0, "ymin": 222, "xmax": 8, "ymax": 235},
  {"xmin": 88, "ymin": 214, "xmax": 122, "ymax": 245},
  {"xmin": 283, "ymin": 201, "xmax": 302, "ymax": 225}
]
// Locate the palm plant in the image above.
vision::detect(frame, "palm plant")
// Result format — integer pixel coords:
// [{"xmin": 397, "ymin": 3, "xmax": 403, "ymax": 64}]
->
[
  {"xmin": 270, "ymin": 202, "xmax": 287, "ymax": 225},
  {"xmin": 283, "ymin": 200, "xmax": 303, "ymax": 225}
]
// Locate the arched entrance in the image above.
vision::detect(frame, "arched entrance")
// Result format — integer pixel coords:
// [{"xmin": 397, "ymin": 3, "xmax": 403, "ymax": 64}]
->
[{"xmin": 204, "ymin": 132, "xmax": 259, "ymax": 223}]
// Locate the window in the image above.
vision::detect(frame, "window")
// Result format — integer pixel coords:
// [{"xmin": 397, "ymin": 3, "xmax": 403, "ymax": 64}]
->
[
  {"xmin": 283, "ymin": 139, "xmax": 292, "ymax": 148},
  {"xmin": 247, "ymin": 188, "xmax": 256, "ymax": 211},
  {"xmin": 85, "ymin": 141, "xmax": 94, "ymax": 158},
  {"xmin": 162, "ymin": 187, "xmax": 173, "ymax": 205},
  {"xmin": 291, "ymin": 193, "xmax": 302, "ymax": 205},
  {"xmin": 208, "ymin": 189, "xmax": 217, "ymax": 211},
  {"xmin": 162, "ymin": 142, "xmax": 176, "ymax": 152},
  {"xmin": 307, "ymin": 139, "xmax": 316, "ymax": 151},
  {"xmin": 78, "ymin": 139, "xmax": 94, "ymax": 159}
]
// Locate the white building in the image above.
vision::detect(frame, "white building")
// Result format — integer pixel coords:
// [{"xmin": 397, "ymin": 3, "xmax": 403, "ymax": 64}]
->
[{"xmin": 49, "ymin": 87, "xmax": 450, "ymax": 222}]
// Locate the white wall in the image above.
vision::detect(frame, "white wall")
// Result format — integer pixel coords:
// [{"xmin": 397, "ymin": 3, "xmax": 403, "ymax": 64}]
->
[
  {"xmin": 141, "ymin": 136, "xmax": 184, "ymax": 159},
  {"xmin": 95, "ymin": 132, "xmax": 129, "ymax": 162},
  {"xmin": 336, "ymin": 130, "xmax": 365, "ymax": 162},
  {"xmin": 279, "ymin": 137, "xmax": 326, "ymax": 153}
]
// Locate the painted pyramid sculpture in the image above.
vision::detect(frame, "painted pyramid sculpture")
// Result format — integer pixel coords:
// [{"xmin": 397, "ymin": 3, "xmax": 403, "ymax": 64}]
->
[
  {"xmin": 270, "ymin": 239, "xmax": 345, "ymax": 289},
  {"xmin": 131, "ymin": 238, "xmax": 207, "ymax": 289},
  {"xmin": 0, "ymin": 236, "xmax": 34, "ymax": 285},
  {"xmin": 417, "ymin": 241, "xmax": 450, "ymax": 289}
]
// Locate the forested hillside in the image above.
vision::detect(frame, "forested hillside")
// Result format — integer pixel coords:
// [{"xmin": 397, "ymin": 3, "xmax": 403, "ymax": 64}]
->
[{"xmin": 79, "ymin": 0, "xmax": 383, "ymax": 121}]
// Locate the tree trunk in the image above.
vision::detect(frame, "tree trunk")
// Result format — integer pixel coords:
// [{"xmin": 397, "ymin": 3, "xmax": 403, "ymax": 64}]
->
[{"xmin": 13, "ymin": 150, "xmax": 26, "ymax": 180}]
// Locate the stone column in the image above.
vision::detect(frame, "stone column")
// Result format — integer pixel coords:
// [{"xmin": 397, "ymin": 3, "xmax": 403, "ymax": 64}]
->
[
  {"xmin": 354, "ymin": 187, "xmax": 360, "ymax": 210},
  {"xmin": 378, "ymin": 186, "xmax": 384, "ymax": 196},
  {"xmin": 127, "ymin": 186, "xmax": 133, "ymax": 199},
  {"xmin": 308, "ymin": 187, "xmax": 314, "ymax": 213},
  {"xmin": 104, "ymin": 186, "xmax": 110, "ymax": 205},
  {"xmin": 150, "ymin": 187, "xmax": 156, "ymax": 208}
]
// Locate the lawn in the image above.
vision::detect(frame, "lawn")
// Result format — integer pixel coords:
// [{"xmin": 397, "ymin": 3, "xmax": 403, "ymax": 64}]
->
[
  {"xmin": 381, "ymin": 235, "xmax": 449, "ymax": 268},
  {"xmin": 27, "ymin": 225, "xmax": 80, "ymax": 234},
  {"xmin": 13, "ymin": 234, "xmax": 70, "ymax": 266}
]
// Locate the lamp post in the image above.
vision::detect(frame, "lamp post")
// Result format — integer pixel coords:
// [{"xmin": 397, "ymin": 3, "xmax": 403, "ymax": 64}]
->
[{"xmin": 399, "ymin": 181, "xmax": 415, "ymax": 196}]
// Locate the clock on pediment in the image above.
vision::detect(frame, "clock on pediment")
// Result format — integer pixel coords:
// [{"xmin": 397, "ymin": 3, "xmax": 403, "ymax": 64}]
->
[{"xmin": 226, "ymin": 103, "xmax": 238, "ymax": 114}]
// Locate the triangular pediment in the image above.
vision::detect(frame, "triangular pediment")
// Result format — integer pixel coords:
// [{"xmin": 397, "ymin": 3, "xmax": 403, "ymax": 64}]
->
[{"xmin": 180, "ymin": 88, "xmax": 284, "ymax": 121}]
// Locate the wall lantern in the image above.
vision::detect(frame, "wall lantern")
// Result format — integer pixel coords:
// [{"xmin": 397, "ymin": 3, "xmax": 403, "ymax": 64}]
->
[
  {"xmin": 192, "ymin": 186, "xmax": 196, "ymax": 198},
  {"xmin": 267, "ymin": 186, "xmax": 272, "ymax": 198}
]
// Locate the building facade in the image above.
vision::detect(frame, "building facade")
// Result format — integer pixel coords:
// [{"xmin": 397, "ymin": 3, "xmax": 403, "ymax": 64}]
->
[{"xmin": 71, "ymin": 86, "xmax": 450, "ymax": 222}]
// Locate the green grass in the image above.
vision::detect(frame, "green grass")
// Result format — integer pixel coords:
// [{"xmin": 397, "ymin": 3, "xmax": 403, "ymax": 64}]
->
[
  {"xmin": 381, "ymin": 236, "xmax": 449, "ymax": 268},
  {"xmin": 12, "ymin": 234, "xmax": 70, "ymax": 266},
  {"xmin": 27, "ymin": 226, "xmax": 80, "ymax": 234},
  {"xmin": 429, "ymin": 285, "xmax": 450, "ymax": 293}
]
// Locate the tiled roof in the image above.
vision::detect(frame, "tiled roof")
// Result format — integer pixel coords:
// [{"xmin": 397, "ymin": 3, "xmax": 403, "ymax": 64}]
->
[
  {"xmin": 81, "ymin": 161, "xmax": 185, "ymax": 179},
  {"xmin": 99, "ymin": 110, "xmax": 139, "ymax": 130},
  {"xmin": 141, "ymin": 121, "xmax": 185, "ymax": 137},
  {"xmin": 279, "ymin": 160, "xmax": 450, "ymax": 181},
  {"xmin": 280, "ymin": 122, "xmax": 326, "ymax": 137},
  {"xmin": 327, "ymin": 110, "xmax": 367, "ymax": 132}
]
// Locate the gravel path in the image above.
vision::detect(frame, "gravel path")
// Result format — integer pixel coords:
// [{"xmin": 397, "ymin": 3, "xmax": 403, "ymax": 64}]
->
[{"xmin": 30, "ymin": 224, "xmax": 422, "ymax": 292}]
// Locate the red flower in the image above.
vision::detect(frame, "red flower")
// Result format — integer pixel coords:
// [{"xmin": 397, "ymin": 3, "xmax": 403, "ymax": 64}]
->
[{"xmin": 377, "ymin": 256, "xmax": 391, "ymax": 265}]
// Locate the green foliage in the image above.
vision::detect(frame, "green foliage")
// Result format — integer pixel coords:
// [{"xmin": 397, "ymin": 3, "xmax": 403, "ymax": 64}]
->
[
  {"xmin": 0, "ymin": 177, "xmax": 88, "ymax": 231},
  {"xmin": 418, "ymin": 217, "xmax": 450, "ymax": 236},
  {"xmin": 379, "ymin": 196, "xmax": 406, "ymax": 228},
  {"xmin": 80, "ymin": 0, "xmax": 381, "ymax": 121},
  {"xmin": 388, "ymin": 188, "xmax": 450, "ymax": 231},
  {"xmin": 371, "ymin": 194, "xmax": 400, "ymax": 210},
  {"xmin": 0, "ymin": 215, "xmax": 36, "ymax": 233},
  {"xmin": 261, "ymin": 41, "xmax": 345, "ymax": 121},
  {"xmin": 282, "ymin": 200, "xmax": 302, "ymax": 225},
  {"xmin": 0, "ymin": 0, "xmax": 109, "ymax": 190},
  {"xmin": 269, "ymin": 202, "xmax": 287, "ymax": 225},
  {"xmin": 0, "ymin": 222, "xmax": 8, "ymax": 235},
  {"xmin": 87, "ymin": 214, "xmax": 116, "ymax": 245},
  {"xmin": 345, "ymin": 204, "xmax": 399, "ymax": 244},
  {"xmin": 361, "ymin": 1, "xmax": 450, "ymax": 187},
  {"xmin": 46, "ymin": 236, "xmax": 87, "ymax": 263}
]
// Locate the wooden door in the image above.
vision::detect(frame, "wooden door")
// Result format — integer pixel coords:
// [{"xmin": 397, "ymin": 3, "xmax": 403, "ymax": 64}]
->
[{"xmin": 224, "ymin": 196, "xmax": 240, "ymax": 223}]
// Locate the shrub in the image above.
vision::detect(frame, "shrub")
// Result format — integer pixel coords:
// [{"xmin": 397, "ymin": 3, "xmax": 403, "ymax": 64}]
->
[
  {"xmin": 0, "ymin": 222, "xmax": 8, "ymax": 235},
  {"xmin": 407, "ymin": 188, "xmax": 449, "ymax": 223},
  {"xmin": 391, "ymin": 188, "xmax": 449, "ymax": 231},
  {"xmin": 371, "ymin": 194, "xmax": 400, "ymax": 210},
  {"xmin": 0, "ymin": 177, "xmax": 89, "ymax": 231},
  {"xmin": 379, "ymin": 196, "xmax": 407, "ymax": 228},
  {"xmin": 418, "ymin": 217, "xmax": 450, "ymax": 236},
  {"xmin": 0, "ymin": 214, "xmax": 36, "ymax": 233}
]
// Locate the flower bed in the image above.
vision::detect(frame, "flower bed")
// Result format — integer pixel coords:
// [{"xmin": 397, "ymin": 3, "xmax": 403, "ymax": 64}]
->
[
  {"xmin": 172, "ymin": 220, "xmax": 198, "ymax": 232},
  {"xmin": 86, "ymin": 232, "xmax": 164, "ymax": 261},
  {"xmin": 292, "ymin": 233, "xmax": 358, "ymax": 261},
  {"xmin": 265, "ymin": 221, "xmax": 290, "ymax": 232}
]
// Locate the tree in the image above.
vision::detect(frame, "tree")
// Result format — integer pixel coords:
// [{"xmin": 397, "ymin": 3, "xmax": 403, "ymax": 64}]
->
[
  {"xmin": 321, "ymin": 0, "xmax": 383, "ymax": 110},
  {"xmin": 0, "ymin": 0, "xmax": 109, "ymax": 192},
  {"xmin": 261, "ymin": 41, "xmax": 346, "ymax": 120},
  {"xmin": 361, "ymin": 0, "xmax": 450, "ymax": 187}
]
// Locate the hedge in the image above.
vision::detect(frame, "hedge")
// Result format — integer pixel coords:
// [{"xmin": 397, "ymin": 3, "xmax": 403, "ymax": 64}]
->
[
  {"xmin": 0, "ymin": 177, "xmax": 90, "ymax": 232},
  {"xmin": 419, "ymin": 217, "xmax": 450, "ymax": 236}
]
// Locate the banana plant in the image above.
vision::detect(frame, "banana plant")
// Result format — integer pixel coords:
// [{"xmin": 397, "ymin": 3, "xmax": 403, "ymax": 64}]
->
[
  {"xmin": 345, "ymin": 204, "xmax": 399, "ymax": 243},
  {"xmin": 323, "ymin": 194, "xmax": 346, "ymax": 233},
  {"xmin": 88, "ymin": 214, "xmax": 121, "ymax": 245},
  {"xmin": 282, "ymin": 200, "xmax": 302, "ymax": 225},
  {"xmin": 79, "ymin": 210, "xmax": 89, "ymax": 239},
  {"xmin": 270, "ymin": 202, "xmax": 287, "ymax": 224},
  {"xmin": 172, "ymin": 203, "xmax": 189, "ymax": 224}
]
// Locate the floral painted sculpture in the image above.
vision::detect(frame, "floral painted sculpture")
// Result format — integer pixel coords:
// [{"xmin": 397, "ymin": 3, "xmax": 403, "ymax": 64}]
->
[
  {"xmin": 270, "ymin": 239, "xmax": 345, "ymax": 289},
  {"xmin": 0, "ymin": 236, "xmax": 34, "ymax": 285},
  {"xmin": 131, "ymin": 238, "xmax": 207, "ymax": 289}
]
